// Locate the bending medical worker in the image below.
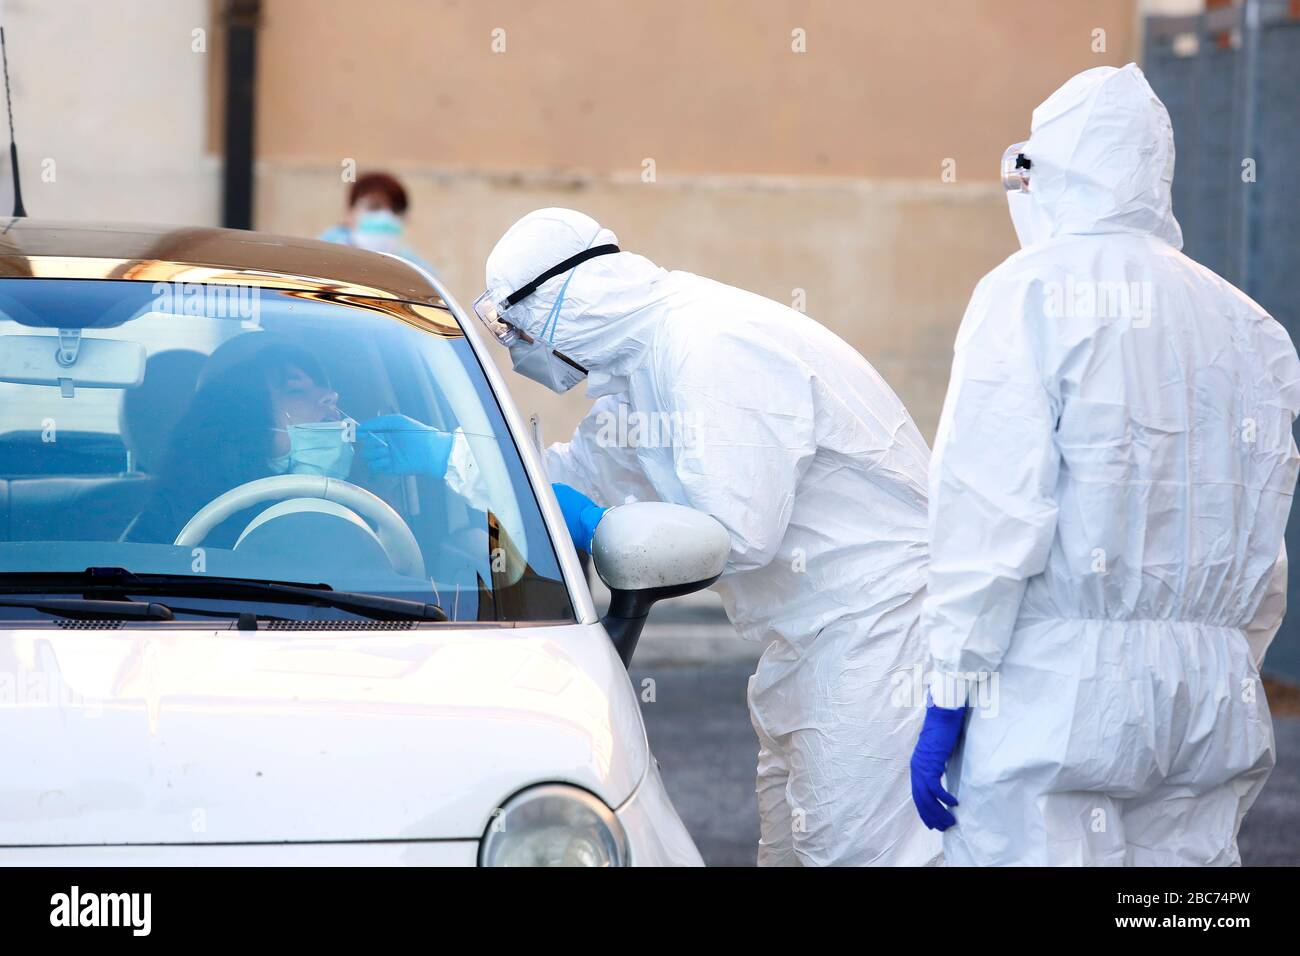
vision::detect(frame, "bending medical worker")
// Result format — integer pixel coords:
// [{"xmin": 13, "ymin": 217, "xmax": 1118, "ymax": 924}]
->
[
  {"xmin": 474, "ymin": 208, "xmax": 942, "ymax": 867},
  {"xmin": 910, "ymin": 64, "xmax": 1300, "ymax": 865}
]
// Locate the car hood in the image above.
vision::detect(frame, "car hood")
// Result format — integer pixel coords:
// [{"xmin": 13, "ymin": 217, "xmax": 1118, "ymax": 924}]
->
[{"xmin": 0, "ymin": 623, "xmax": 648, "ymax": 845}]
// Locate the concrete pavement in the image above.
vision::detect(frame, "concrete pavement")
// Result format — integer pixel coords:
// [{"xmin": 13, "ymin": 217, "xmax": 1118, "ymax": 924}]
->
[{"xmin": 630, "ymin": 613, "xmax": 1300, "ymax": 867}]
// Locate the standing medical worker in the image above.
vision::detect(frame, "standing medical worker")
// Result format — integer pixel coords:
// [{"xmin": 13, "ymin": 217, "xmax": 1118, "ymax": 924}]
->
[
  {"xmin": 474, "ymin": 208, "xmax": 941, "ymax": 866},
  {"xmin": 909, "ymin": 63, "xmax": 1300, "ymax": 865}
]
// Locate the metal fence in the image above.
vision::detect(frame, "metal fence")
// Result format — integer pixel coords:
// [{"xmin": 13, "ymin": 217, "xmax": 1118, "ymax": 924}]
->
[{"xmin": 1144, "ymin": 0, "xmax": 1300, "ymax": 680}]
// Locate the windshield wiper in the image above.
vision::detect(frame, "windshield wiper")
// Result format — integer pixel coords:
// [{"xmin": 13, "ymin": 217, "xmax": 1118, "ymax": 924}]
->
[
  {"xmin": 0, "ymin": 596, "xmax": 174, "ymax": 621},
  {"xmin": 0, "ymin": 568, "xmax": 449, "ymax": 623}
]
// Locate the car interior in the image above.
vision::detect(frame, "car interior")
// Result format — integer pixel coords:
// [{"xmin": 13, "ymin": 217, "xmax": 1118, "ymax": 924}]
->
[{"xmin": 0, "ymin": 347, "xmax": 201, "ymax": 543}]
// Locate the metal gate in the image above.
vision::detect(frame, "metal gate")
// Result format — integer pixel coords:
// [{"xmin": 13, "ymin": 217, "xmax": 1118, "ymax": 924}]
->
[{"xmin": 1144, "ymin": 0, "xmax": 1300, "ymax": 679}]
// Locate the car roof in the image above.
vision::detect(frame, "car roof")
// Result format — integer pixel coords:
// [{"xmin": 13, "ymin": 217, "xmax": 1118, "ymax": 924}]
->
[{"xmin": 0, "ymin": 219, "xmax": 445, "ymax": 304}]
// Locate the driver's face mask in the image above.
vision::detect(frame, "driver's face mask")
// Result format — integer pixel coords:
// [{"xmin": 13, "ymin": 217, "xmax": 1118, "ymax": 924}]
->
[
  {"xmin": 473, "ymin": 242, "xmax": 620, "ymax": 394},
  {"xmin": 269, "ymin": 418, "xmax": 357, "ymax": 479},
  {"xmin": 1001, "ymin": 140, "xmax": 1052, "ymax": 249}
]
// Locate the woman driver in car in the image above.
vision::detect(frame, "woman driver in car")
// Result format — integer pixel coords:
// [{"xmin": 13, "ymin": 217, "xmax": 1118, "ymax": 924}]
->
[{"xmin": 124, "ymin": 343, "xmax": 452, "ymax": 550}]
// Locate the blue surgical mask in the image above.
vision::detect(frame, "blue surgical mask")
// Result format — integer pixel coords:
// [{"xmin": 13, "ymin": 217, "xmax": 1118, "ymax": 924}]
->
[
  {"xmin": 269, "ymin": 420, "xmax": 356, "ymax": 479},
  {"xmin": 352, "ymin": 210, "xmax": 404, "ymax": 252}
]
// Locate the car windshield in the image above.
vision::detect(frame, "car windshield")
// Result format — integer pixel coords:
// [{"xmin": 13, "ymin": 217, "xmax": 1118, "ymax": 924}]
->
[{"xmin": 0, "ymin": 277, "xmax": 573, "ymax": 624}]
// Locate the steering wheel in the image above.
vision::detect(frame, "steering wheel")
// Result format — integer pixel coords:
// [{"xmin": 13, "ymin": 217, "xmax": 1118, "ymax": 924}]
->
[{"xmin": 174, "ymin": 475, "xmax": 425, "ymax": 577}]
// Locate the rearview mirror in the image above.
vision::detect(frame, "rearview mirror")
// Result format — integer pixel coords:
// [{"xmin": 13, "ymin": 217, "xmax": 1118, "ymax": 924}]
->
[
  {"xmin": 591, "ymin": 501, "xmax": 729, "ymax": 666},
  {"xmin": 0, "ymin": 333, "xmax": 146, "ymax": 396}
]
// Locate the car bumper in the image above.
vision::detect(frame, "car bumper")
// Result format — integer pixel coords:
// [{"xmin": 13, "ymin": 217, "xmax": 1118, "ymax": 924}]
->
[
  {"xmin": 1, "ymin": 766, "xmax": 704, "ymax": 868},
  {"xmin": 0, "ymin": 840, "xmax": 480, "ymax": 866},
  {"xmin": 616, "ymin": 758, "xmax": 705, "ymax": 866}
]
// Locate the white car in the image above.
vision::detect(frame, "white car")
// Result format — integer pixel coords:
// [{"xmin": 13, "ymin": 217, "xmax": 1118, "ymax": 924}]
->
[{"xmin": 0, "ymin": 221, "xmax": 724, "ymax": 866}]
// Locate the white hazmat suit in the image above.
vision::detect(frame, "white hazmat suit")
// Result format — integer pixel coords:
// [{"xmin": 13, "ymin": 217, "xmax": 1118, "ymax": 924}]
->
[
  {"xmin": 926, "ymin": 64, "xmax": 1300, "ymax": 865},
  {"xmin": 485, "ymin": 208, "xmax": 942, "ymax": 866}
]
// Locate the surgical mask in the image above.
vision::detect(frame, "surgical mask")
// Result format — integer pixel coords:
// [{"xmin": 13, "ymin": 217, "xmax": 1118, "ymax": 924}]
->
[
  {"xmin": 508, "ymin": 336, "xmax": 588, "ymax": 393},
  {"xmin": 1007, "ymin": 190, "xmax": 1054, "ymax": 249},
  {"xmin": 269, "ymin": 420, "xmax": 356, "ymax": 479},
  {"xmin": 352, "ymin": 209, "xmax": 404, "ymax": 252}
]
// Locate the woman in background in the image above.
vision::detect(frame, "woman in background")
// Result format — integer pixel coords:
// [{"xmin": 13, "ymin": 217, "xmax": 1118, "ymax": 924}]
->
[{"xmin": 318, "ymin": 171, "xmax": 437, "ymax": 277}]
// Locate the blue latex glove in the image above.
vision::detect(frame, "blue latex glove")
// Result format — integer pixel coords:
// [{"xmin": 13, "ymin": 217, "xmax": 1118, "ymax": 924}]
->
[
  {"xmin": 358, "ymin": 414, "xmax": 454, "ymax": 478},
  {"xmin": 909, "ymin": 701, "xmax": 968, "ymax": 831},
  {"xmin": 552, "ymin": 482, "xmax": 608, "ymax": 554}
]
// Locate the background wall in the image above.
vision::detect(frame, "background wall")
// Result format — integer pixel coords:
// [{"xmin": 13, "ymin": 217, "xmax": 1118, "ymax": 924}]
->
[
  {"xmin": 0, "ymin": 0, "xmax": 217, "ymax": 223},
  {"xmin": 253, "ymin": 0, "xmax": 1138, "ymax": 180}
]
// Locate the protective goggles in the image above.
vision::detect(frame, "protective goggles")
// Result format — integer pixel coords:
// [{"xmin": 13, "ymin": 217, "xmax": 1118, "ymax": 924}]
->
[
  {"xmin": 473, "ymin": 243, "xmax": 620, "ymax": 345},
  {"xmin": 1001, "ymin": 141, "xmax": 1032, "ymax": 192}
]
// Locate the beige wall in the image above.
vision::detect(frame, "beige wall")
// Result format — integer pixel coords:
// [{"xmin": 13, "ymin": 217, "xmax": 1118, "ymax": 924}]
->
[
  {"xmin": 256, "ymin": 0, "xmax": 1139, "ymax": 179},
  {"xmin": 0, "ymin": 0, "xmax": 217, "ymax": 223}
]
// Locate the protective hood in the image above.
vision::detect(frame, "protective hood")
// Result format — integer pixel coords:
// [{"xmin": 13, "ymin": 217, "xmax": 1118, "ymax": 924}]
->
[
  {"xmin": 484, "ymin": 208, "xmax": 671, "ymax": 396},
  {"xmin": 1022, "ymin": 63, "xmax": 1183, "ymax": 249}
]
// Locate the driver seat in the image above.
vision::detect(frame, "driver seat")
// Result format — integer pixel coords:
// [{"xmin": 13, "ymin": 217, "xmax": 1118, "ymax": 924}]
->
[{"xmin": 120, "ymin": 349, "xmax": 207, "ymax": 475}]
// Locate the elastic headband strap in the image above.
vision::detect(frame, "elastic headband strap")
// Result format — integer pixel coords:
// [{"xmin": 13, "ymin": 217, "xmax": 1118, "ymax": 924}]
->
[{"xmin": 502, "ymin": 244, "xmax": 620, "ymax": 309}]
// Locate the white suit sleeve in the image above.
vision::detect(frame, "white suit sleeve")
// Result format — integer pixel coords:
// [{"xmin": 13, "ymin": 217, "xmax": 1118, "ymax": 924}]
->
[
  {"xmin": 654, "ymin": 333, "xmax": 816, "ymax": 574},
  {"xmin": 925, "ymin": 279, "xmax": 1061, "ymax": 706},
  {"xmin": 1245, "ymin": 541, "xmax": 1287, "ymax": 671},
  {"xmin": 543, "ymin": 394, "xmax": 659, "ymax": 507}
]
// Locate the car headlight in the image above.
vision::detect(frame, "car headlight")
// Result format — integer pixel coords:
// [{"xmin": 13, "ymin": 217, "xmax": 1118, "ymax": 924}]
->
[{"xmin": 479, "ymin": 784, "xmax": 629, "ymax": 867}]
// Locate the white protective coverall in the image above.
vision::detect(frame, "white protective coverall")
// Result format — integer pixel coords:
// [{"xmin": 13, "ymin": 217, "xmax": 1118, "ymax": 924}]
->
[
  {"xmin": 486, "ymin": 208, "xmax": 942, "ymax": 866},
  {"xmin": 926, "ymin": 64, "xmax": 1300, "ymax": 866}
]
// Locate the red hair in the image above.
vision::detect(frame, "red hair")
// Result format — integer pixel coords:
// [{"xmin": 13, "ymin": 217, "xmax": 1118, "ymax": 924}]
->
[{"xmin": 348, "ymin": 172, "xmax": 409, "ymax": 215}]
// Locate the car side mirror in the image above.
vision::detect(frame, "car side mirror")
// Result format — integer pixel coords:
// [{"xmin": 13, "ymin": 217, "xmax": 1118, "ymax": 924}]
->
[{"xmin": 591, "ymin": 502, "xmax": 729, "ymax": 666}]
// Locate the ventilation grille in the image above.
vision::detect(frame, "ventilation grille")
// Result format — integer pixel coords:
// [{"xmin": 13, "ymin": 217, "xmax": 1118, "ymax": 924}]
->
[
  {"xmin": 55, "ymin": 619, "xmax": 124, "ymax": 630},
  {"xmin": 264, "ymin": 619, "xmax": 418, "ymax": 631}
]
